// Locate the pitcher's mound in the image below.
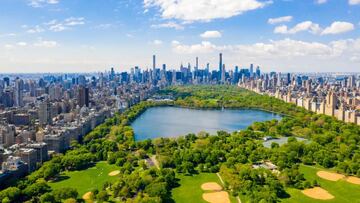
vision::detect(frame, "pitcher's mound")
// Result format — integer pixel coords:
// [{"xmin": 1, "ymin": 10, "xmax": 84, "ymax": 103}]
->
[
  {"xmin": 108, "ymin": 170, "xmax": 120, "ymax": 176},
  {"xmin": 201, "ymin": 182, "xmax": 223, "ymax": 191},
  {"xmin": 317, "ymin": 171, "xmax": 344, "ymax": 181},
  {"xmin": 203, "ymin": 191, "xmax": 230, "ymax": 203},
  {"xmin": 346, "ymin": 176, "xmax": 360, "ymax": 185},
  {"xmin": 302, "ymin": 187, "xmax": 334, "ymax": 200},
  {"xmin": 82, "ymin": 192, "xmax": 92, "ymax": 200}
]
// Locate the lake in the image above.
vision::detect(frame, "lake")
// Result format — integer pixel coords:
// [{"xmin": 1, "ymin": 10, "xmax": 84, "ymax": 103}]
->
[{"xmin": 132, "ymin": 106, "xmax": 282, "ymax": 140}]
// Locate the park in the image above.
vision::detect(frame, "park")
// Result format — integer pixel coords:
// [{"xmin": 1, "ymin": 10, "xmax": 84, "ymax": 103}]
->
[{"xmin": 48, "ymin": 162, "xmax": 120, "ymax": 200}]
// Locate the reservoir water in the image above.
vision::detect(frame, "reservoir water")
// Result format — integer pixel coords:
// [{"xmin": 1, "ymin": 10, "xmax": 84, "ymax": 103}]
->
[{"xmin": 132, "ymin": 106, "xmax": 282, "ymax": 140}]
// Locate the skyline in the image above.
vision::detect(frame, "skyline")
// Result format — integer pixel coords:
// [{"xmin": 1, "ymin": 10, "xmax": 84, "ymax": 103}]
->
[{"xmin": 0, "ymin": 0, "xmax": 360, "ymax": 73}]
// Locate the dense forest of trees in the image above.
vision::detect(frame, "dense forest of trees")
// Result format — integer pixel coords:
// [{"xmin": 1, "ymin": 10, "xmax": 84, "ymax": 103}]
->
[{"xmin": 1, "ymin": 85, "xmax": 359, "ymax": 203}]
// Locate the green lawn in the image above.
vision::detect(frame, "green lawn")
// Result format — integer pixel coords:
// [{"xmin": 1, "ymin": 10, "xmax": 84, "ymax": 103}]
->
[
  {"xmin": 282, "ymin": 165, "xmax": 360, "ymax": 203},
  {"xmin": 48, "ymin": 161, "xmax": 120, "ymax": 197},
  {"xmin": 172, "ymin": 173, "xmax": 237, "ymax": 203}
]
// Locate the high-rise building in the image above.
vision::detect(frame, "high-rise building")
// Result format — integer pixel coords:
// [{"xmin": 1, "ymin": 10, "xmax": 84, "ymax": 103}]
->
[
  {"xmin": 219, "ymin": 53, "xmax": 223, "ymax": 80},
  {"xmin": 153, "ymin": 55, "xmax": 156, "ymax": 70},
  {"xmin": 348, "ymin": 75, "xmax": 355, "ymax": 88},
  {"xmin": 221, "ymin": 64, "xmax": 226, "ymax": 83},
  {"xmin": 110, "ymin": 67, "xmax": 115, "ymax": 80},
  {"xmin": 3, "ymin": 77, "xmax": 10, "ymax": 87},
  {"xmin": 152, "ymin": 55, "xmax": 157, "ymax": 82},
  {"xmin": 39, "ymin": 99, "xmax": 52, "ymax": 125},
  {"xmin": 17, "ymin": 148, "xmax": 37, "ymax": 172},
  {"xmin": 195, "ymin": 57, "xmax": 199, "ymax": 71},
  {"xmin": 2, "ymin": 88, "xmax": 14, "ymax": 107},
  {"xmin": 325, "ymin": 91, "xmax": 337, "ymax": 116},
  {"xmin": 286, "ymin": 73, "xmax": 291, "ymax": 85},
  {"xmin": 14, "ymin": 79, "xmax": 24, "ymax": 107},
  {"xmin": 0, "ymin": 124, "xmax": 16, "ymax": 147},
  {"xmin": 256, "ymin": 66, "xmax": 261, "ymax": 78},
  {"xmin": 77, "ymin": 86, "xmax": 89, "ymax": 107},
  {"xmin": 250, "ymin": 64, "xmax": 254, "ymax": 78}
]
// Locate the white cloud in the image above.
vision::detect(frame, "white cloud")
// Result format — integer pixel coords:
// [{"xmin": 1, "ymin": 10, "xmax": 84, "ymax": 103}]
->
[
  {"xmin": 94, "ymin": 24, "xmax": 114, "ymax": 29},
  {"xmin": 316, "ymin": 0, "xmax": 327, "ymax": 4},
  {"xmin": 4, "ymin": 44, "xmax": 14, "ymax": 49},
  {"xmin": 151, "ymin": 40, "xmax": 163, "ymax": 45},
  {"xmin": 169, "ymin": 38, "xmax": 360, "ymax": 68},
  {"xmin": 151, "ymin": 22, "xmax": 184, "ymax": 30},
  {"xmin": 200, "ymin": 31, "xmax": 222, "ymax": 38},
  {"xmin": 273, "ymin": 21, "xmax": 354, "ymax": 35},
  {"xmin": 172, "ymin": 41, "xmax": 219, "ymax": 54},
  {"xmin": 170, "ymin": 38, "xmax": 358, "ymax": 59},
  {"xmin": 45, "ymin": 20, "xmax": 57, "ymax": 25},
  {"xmin": 64, "ymin": 17, "xmax": 85, "ymax": 26},
  {"xmin": 268, "ymin": 16, "xmax": 293, "ymax": 24},
  {"xmin": 16, "ymin": 42, "xmax": 27, "ymax": 46},
  {"xmin": 49, "ymin": 24, "xmax": 67, "ymax": 32},
  {"xmin": 27, "ymin": 25, "xmax": 45, "ymax": 33},
  {"xmin": 33, "ymin": 39, "xmax": 58, "ymax": 48},
  {"xmin": 126, "ymin": 33, "xmax": 134, "ymax": 38},
  {"xmin": 28, "ymin": 0, "xmax": 59, "ymax": 7},
  {"xmin": 144, "ymin": 0, "xmax": 271, "ymax": 22},
  {"xmin": 274, "ymin": 21, "xmax": 321, "ymax": 34},
  {"xmin": 349, "ymin": 0, "xmax": 360, "ymax": 5},
  {"xmin": 321, "ymin": 21, "xmax": 354, "ymax": 35},
  {"xmin": 47, "ymin": 17, "xmax": 85, "ymax": 32},
  {"xmin": 0, "ymin": 33, "xmax": 16, "ymax": 37}
]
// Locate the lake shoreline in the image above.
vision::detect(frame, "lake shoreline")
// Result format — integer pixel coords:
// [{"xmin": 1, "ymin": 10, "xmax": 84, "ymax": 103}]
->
[{"xmin": 131, "ymin": 105, "xmax": 282, "ymax": 141}]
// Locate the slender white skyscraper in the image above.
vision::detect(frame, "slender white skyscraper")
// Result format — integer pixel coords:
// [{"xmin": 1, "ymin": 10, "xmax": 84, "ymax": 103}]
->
[{"xmin": 152, "ymin": 55, "xmax": 156, "ymax": 82}]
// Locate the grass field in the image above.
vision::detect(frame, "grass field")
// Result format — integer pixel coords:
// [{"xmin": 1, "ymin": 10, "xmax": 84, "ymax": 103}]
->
[
  {"xmin": 172, "ymin": 173, "xmax": 237, "ymax": 203},
  {"xmin": 282, "ymin": 165, "xmax": 360, "ymax": 203},
  {"xmin": 48, "ymin": 161, "xmax": 120, "ymax": 197}
]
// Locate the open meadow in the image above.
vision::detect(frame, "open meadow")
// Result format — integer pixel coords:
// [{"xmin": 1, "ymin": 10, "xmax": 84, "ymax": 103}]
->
[
  {"xmin": 172, "ymin": 173, "xmax": 237, "ymax": 203},
  {"xmin": 282, "ymin": 165, "xmax": 360, "ymax": 203},
  {"xmin": 48, "ymin": 161, "xmax": 120, "ymax": 198}
]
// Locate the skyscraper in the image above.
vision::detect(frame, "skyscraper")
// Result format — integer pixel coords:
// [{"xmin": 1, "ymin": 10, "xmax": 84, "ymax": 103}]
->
[
  {"xmin": 219, "ymin": 53, "xmax": 223, "ymax": 81},
  {"xmin": 256, "ymin": 66, "xmax": 261, "ymax": 78},
  {"xmin": 195, "ymin": 57, "xmax": 199, "ymax": 71},
  {"xmin": 77, "ymin": 86, "xmax": 89, "ymax": 107},
  {"xmin": 348, "ymin": 75, "xmax": 355, "ymax": 88},
  {"xmin": 286, "ymin": 73, "xmax": 291, "ymax": 85},
  {"xmin": 3, "ymin": 77, "xmax": 10, "ymax": 87},
  {"xmin": 221, "ymin": 64, "xmax": 226, "ymax": 83},
  {"xmin": 39, "ymin": 99, "xmax": 52, "ymax": 125},
  {"xmin": 152, "ymin": 55, "xmax": 157, "ymax": 82},
  {"xmin": 110, "ymin": 67, "xmax": 115, "ymax": 80},
  {"xmin": 0, "ymin": 124, "xmax": 15, "ymax": 147},
  {"xmin": 249, "ymin": 64, "xmax": 254, "ymax": 78},
  {"xmin": 14, "ymin": 79, "xmax": 24, "ymax": 107}
]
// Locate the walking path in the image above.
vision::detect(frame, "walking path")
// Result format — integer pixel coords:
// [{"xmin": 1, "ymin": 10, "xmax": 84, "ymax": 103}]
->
[
  {"xmin": 151, "ymin": 155, "xmax": 160, "ymax": 169},
  {"xmin": 216, "ymin": 173, "xmax": 242, "ymax": 203}
]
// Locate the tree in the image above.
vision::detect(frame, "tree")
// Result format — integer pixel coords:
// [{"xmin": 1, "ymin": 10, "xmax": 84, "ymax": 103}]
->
[
  {"xmin": 23, "ymin": 181, "xmax": 51, "ymax": 197},
  {"xmin": 0, "ymin": 187, "xmax": 21, "ymax": 202},
  {"xmin": 53, "ymin": 188, "xmax": 78, "ymax": 202},
  {"xmin": 64, "ymin": 198, "xmax": 77, "ymax": 203},
  {"xmin": 40, "ymin": 193, "xmax": 55, "ymax": 203},
  {"xmin": 96, "ymin": 191, "xmax": 109, "ymax": 202},
  {"xmin": 43, "ymin": 163, "xmax": 61, "ymax": 180},
  {"xmin": 145, "ymin": 182, "xmax": 168, "ymax": 199}
]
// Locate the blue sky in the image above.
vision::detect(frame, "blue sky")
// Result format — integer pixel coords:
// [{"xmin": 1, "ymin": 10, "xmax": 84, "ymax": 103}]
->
[{"xmin": 0, "ymin": 0, "xmax": 360, "ymax": 73}]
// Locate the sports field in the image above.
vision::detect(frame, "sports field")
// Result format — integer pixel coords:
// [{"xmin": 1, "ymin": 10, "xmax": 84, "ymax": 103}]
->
[
  {"xmin": 48, "ymin": 161, "xmax": 120, "ymax": 197},
  {"xmin": 172, "ymin": 173, "xmax": 237, "ymax": 203},
  {"xmin": 282, "ymin": 165, "xmax": 360, "ymax": 203}
]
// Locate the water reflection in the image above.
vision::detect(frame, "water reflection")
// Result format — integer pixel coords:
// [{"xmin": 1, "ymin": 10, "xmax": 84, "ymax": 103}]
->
[{"xmin": 132, "ymin": 107, "xmax": 282, "ymax": 140}]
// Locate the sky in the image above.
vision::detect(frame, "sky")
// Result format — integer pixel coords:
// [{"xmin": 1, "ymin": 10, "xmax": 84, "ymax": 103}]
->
[{"xmin": 0, "ymin": 0, "xmax": 360, "ymax": 73}]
